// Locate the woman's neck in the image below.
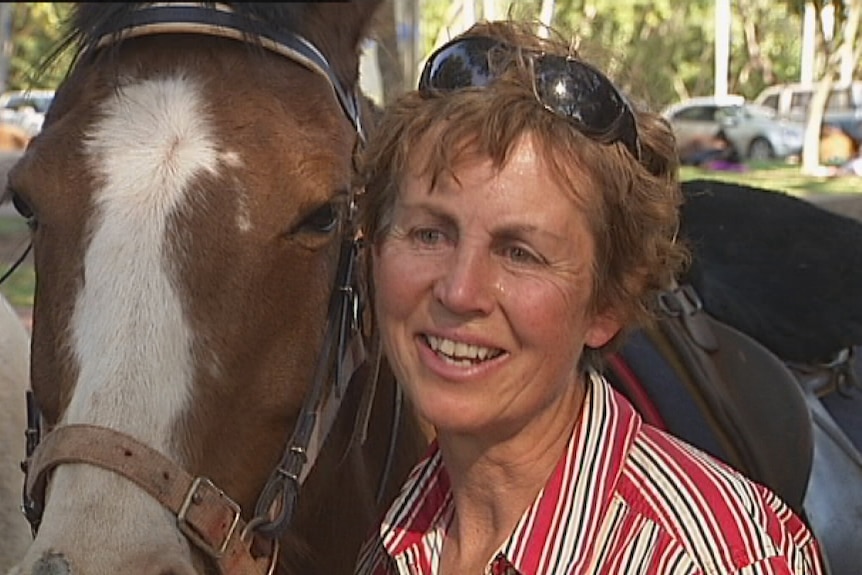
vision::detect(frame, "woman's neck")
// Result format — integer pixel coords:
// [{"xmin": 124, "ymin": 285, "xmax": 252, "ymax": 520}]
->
[{"xmin": 437, "ymin": 376, "xmax": 587, "ymax": 572}]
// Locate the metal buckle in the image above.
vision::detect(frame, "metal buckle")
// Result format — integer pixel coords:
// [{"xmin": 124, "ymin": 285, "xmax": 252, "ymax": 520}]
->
[{"xmin": 177, "ymin": 477, "xmax": 241, "ymax": 558}]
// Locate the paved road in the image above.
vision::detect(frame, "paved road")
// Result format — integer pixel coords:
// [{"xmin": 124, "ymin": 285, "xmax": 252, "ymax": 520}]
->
[{"xmin": 809, "ymin": 192, "xmax": 862, "ymax": 221}]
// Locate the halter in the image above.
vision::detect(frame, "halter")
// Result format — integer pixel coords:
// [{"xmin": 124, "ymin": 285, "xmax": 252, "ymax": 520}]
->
[{"xmin": 20, "ymin": 4, "xmax": 397, "ymax": 573}]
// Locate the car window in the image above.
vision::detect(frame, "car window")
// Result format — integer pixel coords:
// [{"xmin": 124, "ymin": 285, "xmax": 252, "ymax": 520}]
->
[
  {"xmin": 2, "ymin": 94, "xmax": 53, "ymax": 113},
  {"xmin": 745, "ymin": 105, "xmax": 776, "ymax": 119},
  {"xmin": 673, "ymin": 105, "xmax": 716, "ymax": 122},
  {"xmin": 717, "ymin": 105, "xmax": 746, "ymax": 120},
  {"xmin": 790, "ymin": 91, "xmax": 812, "ymax": 114},
  {"xmin": 825, "ymin": 88, "xmax": 853, "ymax": 112},
  {"xmin": 760, "ymin": 94, "xmax": 779, "ymax": 111}
]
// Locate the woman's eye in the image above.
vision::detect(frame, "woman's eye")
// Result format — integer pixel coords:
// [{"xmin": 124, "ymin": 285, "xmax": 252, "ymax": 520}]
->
[
  {"xmin": 412, "ymin": 228, "xmax": 445, "ymax": 246},
  {"xmin": 503, "ymin": 245, "xmax": 541, "ymax": 265}
]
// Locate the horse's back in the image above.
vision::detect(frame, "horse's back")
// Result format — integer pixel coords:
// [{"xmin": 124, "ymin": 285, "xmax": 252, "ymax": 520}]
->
[
  {"xmin": 0, "ymin": 293, "xmax": 30, "ymax": 570},
  {"xmin": 681, "ymin": 178, "xmax": 862, "ymax": 364}
]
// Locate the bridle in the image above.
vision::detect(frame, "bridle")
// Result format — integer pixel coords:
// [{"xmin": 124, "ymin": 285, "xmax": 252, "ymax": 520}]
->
[{"xmin": 19, "ymin": 4, "xmax": 398, "ymax": 574}]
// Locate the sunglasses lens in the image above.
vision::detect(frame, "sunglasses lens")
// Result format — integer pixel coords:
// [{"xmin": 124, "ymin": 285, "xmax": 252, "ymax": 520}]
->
[
  {"xmin": 535, "ymin": 58, "xmax": 640, "ymax": 158},
  {"xmin": 418, "ymin": 37, "xmax": 641, "ymax": 160},
  {"xmin": 419, "ymin": 36, "xmax": 501, "ymax": 91},
  {"xmin": 535, "ymin": 59, "xmax": 621, "ymax": 133}
]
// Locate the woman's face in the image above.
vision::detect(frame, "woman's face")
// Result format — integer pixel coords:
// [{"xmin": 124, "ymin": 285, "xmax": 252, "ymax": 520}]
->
[{"xmin": 373, "ymin": 133, "xmax": 620, "ymax": 439}]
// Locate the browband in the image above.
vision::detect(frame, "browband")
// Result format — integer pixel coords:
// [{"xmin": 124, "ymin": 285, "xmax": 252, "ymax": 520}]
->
[{"xmin": 90, "ymin": 3, "xmax": 365, "ymax": 141}]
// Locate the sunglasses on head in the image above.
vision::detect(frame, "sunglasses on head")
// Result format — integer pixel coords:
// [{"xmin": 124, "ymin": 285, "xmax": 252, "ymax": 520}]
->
[{"xmin": 418, "ymin": 35, "xmax": 642, "ymax": 161}]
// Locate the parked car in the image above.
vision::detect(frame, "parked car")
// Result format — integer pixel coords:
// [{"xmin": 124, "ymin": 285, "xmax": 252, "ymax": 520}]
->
[
  {"xmin": 0, "ymin": 89, "xmax": 55, "ymax": 136},
  {"xmin": 754, "ymin": 81, "xmax": 862, "ymax": 144},
  {"xmin": 662, "ymin": 95, "xmax": 805, "ymax": 161}
]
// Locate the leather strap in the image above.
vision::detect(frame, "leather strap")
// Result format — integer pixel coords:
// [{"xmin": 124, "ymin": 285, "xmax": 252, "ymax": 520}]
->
[
  {"xmin": 24, "ymin": 424, "xmax": 274, "ymax": 574},
  {"xmin": 91, "ymin": 3, "xmax": 364, "ymax": 141}
]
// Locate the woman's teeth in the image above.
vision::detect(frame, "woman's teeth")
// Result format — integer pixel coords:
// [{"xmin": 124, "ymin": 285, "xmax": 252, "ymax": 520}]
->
[{"xmin": 425, "ymin": 334, "xmax": 501, "ymax": 365}]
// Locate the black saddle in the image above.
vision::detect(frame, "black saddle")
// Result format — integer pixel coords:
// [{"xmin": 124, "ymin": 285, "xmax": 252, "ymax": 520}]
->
[{"xmin": 607, "ymin": 284, "xmax": 813, "ymax": 513}]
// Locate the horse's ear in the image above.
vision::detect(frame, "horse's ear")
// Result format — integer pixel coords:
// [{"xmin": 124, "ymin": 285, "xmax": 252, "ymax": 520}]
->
[
  {"xmin": 296, "ymin": 0, "xmax": 387, "ymax": 86},
  {"xmin": 341, "ymin": 0, "xmax": 387, "ymax": 47}
]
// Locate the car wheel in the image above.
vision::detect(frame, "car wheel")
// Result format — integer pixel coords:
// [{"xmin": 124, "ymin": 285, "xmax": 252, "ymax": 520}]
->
[{"xmin": 748, "ymin": 138, "xmax": 774, "ymax": 161}]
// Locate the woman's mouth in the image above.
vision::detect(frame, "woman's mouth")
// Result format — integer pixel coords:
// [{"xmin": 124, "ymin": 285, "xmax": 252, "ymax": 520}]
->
[{"xmin": 423, "ymin": 334, "xmax": 504, "ymax": 366}]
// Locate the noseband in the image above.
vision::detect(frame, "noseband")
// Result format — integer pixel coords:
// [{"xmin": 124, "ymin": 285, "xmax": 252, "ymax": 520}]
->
[{"xmin": 20, "ymin": 5, "xmax": 394, "ymax": 573}]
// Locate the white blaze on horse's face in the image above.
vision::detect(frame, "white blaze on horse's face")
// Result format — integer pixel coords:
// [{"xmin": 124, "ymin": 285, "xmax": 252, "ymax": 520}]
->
[
  {"xmin": 70, "ymin": 77, "xmax": 215, "ymax": 431},
  {"xmin": 13, "ymin": 76, "xmax": 217, "ymax": 573}
]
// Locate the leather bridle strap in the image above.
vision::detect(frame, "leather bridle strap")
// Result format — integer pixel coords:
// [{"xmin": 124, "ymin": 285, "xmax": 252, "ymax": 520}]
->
[
  {"xmin": 250, "ymin": 235, "xmax": 366, "ymax": 539},
  {"xmin": 24, "ymin": 424, "xmax": 274, "ymax": 574},
  {"xmin": 90, "ymin": 2, "xmax": 365, "ymax": 142}
]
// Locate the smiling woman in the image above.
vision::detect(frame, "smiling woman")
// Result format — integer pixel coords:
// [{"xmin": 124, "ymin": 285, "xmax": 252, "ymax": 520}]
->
[{"xmin": 353, "ymin": 18, "xmax": 825, "ymax": 575}]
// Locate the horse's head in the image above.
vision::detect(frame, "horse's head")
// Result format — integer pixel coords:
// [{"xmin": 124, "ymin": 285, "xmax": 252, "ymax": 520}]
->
[{"xmin": 4, "ymin": 3, "xmax": 426, "ymax": 574}]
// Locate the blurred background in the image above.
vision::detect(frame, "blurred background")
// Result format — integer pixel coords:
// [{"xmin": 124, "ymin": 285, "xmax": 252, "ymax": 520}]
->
[{"xmin": 0, "ymin": 1, "xmax": 858, "ymax": 170}]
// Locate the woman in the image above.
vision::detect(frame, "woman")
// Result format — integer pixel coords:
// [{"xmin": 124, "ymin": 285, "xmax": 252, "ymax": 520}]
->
[{"xmin": 354, "ymin": 20, "xmax": 823, "ymax": 575}]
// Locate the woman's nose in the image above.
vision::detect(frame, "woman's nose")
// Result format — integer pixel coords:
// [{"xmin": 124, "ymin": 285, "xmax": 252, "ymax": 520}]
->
[{"xmin": 432, "ymin": 246, "xmax": 496, "ymax": 316}]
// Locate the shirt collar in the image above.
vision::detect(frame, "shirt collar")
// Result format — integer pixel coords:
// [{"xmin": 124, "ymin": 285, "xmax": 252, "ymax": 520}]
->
[{"xmin": 379, "ymin": 373, "xmax": 642, "ymax": 574}]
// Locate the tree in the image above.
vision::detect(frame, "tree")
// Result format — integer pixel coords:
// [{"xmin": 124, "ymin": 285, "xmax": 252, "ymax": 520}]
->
[
  {"xmin": 549, "ymin": 0, "xmax": 803, "ymax": 111},
  {"xmin": 5, "ymin": 3, "xmax": 74, "ymax": 91},
  {"xmin": 784, "ymin": 0, "xmax": 861, "ymax": 173}
]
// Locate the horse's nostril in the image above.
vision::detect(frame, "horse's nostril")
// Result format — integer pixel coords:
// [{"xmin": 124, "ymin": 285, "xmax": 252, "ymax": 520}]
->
[{"xmin": 31, "ymin": 553, "xmax": 71, "ymax": 575}]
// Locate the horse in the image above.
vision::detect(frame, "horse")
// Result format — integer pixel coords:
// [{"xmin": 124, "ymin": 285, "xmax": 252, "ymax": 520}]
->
[
  {"xmin": 0, "ymin": 292, "xmax": 31, "ymax": 572},
  {"xmin": 3, "ymin": 3, "xmax": 428, "ymax": 574}
]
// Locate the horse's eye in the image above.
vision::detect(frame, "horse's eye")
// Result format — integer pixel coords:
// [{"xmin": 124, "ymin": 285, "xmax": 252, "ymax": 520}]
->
[
  {"xmin": 297, "ymin": 202, "xmax": 339, "ymax": 234},
  {"xmin": 8, "ymin": 190, "xmax": 38, "ymax": 231},
  {"xmin": 11, "ymin": 190, "xmax": 35, "ymax": 221},
  {"xmin": 11, "ymin": 192, "xmax": 32, "ymax": 219}
]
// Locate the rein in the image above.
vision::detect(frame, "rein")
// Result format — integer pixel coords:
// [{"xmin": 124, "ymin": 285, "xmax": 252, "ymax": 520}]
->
[
  {"xmin": 20, "ymin": 5, "xmax": 398, "ymax": 573},
  {"xmin": 0, "ymin": 241, "xmax": 31, "ymax": 286}
]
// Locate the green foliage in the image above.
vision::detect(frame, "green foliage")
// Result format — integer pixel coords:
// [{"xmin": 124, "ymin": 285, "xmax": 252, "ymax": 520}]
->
[
  {"xmin": 419, "ymin": 0, "xmax": 459, "ymax": 57},
  {"xmin": 414, "ymin": 0, "xmax": 819, "ymax": 112},
  {"xmin": 549, "ymin": 0, "xmax": 808, "ymax": 110},
  {"xmin": 4, "ymin": 1, "xmax": 858, "ymax": 119},
  {"xmin": 680, "ymin": 162, "xmax": 862, "ymax": 196},
  {"xmin": 7, "ymin": 3, "xmax": 74, "ymax": 90},
  {"xmin": 0, "ymin": 215, "xmax": 33, "ymax": 312}
]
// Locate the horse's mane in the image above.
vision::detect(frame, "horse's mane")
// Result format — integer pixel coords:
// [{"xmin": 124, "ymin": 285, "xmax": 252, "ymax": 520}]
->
[{"xmin": 53, "ymin": 2, "xmax": 382, "ymax": 88}]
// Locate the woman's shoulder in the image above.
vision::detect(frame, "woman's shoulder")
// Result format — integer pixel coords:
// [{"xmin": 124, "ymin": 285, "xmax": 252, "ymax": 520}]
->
[{"xmin": 610, "ymin": 424, "xmax": 821, "ymax": 573}]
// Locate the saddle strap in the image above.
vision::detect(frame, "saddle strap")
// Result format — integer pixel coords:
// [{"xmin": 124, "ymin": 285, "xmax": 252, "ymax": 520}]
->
[
  {"xmin": 654, "ymin": 284, "xmax": 814, "ymax": 514},
  {"xmin": 24, "ymin": 424, "xmax": 275, "ymax": 575}
]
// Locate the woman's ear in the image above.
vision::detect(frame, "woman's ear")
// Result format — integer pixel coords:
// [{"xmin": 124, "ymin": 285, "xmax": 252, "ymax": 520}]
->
[{"xmin": 584, "ymin": 311, "xmax": 622, "ymax": 349}]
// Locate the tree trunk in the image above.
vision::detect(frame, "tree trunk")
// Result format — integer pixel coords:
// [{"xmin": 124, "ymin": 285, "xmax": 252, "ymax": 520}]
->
[
  {"xmin": 375, "ymin": 0, "xmax": 406, "ymax": 106},
  {"xmin": 538, "ymin": 0, "xmax": 556, "ymax": 36},
  {"xmin": 801, "ymin": 0, "xmax": 861, "ymax": 174}
]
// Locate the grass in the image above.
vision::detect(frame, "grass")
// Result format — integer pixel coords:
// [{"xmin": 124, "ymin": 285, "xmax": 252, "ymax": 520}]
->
[
  {"xmin": 679, "ymin": 160, "xmax": 862, "ymax": 197},
  {"xmin": 1, "ymin": 161, "xmax": 858, "ymax": 315},
  {"xmin": 0, "ymin": 214, "xmax": 34, "ymax": 311}
]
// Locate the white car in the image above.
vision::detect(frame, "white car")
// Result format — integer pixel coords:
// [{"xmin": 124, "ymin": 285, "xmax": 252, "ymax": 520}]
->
[
  {"xmin": 662, "ymin": 95, "xmax": 805, "ymax": 161},
  {"xmin": 754, "ymin": 82, "xmax": 862, "ymax": 145},
  {"xmin": 0, "ymin": 89, "xmax": 55, "ymax": 136}
]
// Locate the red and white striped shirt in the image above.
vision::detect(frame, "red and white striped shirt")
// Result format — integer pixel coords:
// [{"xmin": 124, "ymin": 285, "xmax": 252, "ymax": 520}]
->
[{"xmin": 354, "ymin": 373, "xmax": 824, "ymax": 575}]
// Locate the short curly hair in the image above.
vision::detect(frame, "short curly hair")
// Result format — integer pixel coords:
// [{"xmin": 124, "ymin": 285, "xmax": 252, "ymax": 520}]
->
[{"xmin": 357, "ymin": 20, "xmax": 689, "ymax": 369}]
